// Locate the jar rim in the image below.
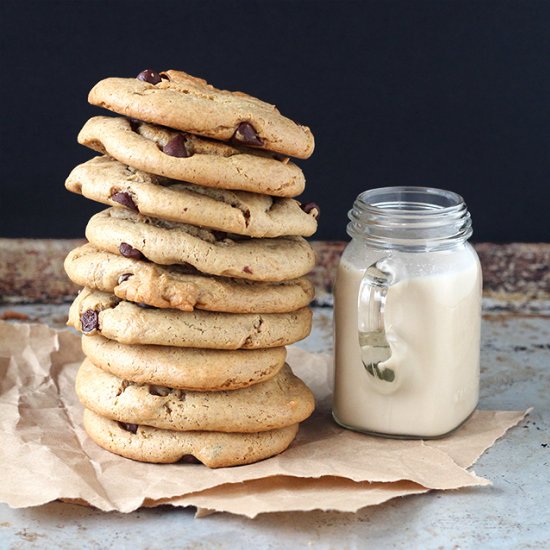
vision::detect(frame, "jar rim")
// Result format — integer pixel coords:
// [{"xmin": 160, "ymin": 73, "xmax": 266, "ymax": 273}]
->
[
  {"xmin": 348, "ymin": 186, "xmax": 473, "ymax": 251},
  {"xmin": 355, "ymin": 186, "xmax": 466, "ymax": 217}
]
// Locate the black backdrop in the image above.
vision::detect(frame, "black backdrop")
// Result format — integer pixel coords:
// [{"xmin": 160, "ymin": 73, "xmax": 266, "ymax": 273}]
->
[{"xmin": 1, "ymin": 0, "xmax": 549, "ymax": 242}]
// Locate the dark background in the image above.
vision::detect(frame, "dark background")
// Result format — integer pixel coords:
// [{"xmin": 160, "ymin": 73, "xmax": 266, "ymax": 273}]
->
[{"xmin": 1, "ymin": 0, "xmax": 549, "ymax": 242}]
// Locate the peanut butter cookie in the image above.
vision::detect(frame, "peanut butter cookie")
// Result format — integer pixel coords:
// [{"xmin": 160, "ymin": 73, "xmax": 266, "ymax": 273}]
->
[
  {"xmin": 77, "ymin": 359, "xmax": 314, "ymax": 432},
  {"xmin": 66, "ymin": 156, "xmax": 317, "ymax": 237},
  {"xmin": 82, "ymin": 334, "xmax": 286, "ymax": 391},
  {"xmin": 88, "ymin": 69, "xmax": 314, "ymax": 159},
  {"xmin": 65, "ymin": 244, "xmax": 314, "ymax": 313},
  {"xmin": 85, "ymin": 208, "xmax": 316, "ymax": 282},
  {"xmin": 83, "ymin": 408, "xmax": 299, "ymax": 467},
  {"xmin": 68, "ymin": 288, "xmax": 312, "ymax": 349},
  {"xmin": 78, "ymin": 117, "xmax": 306, "ymax": 197}
]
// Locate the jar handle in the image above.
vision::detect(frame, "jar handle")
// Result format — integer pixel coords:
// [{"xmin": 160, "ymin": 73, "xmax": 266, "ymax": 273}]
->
[{"xmin": 357, "ymin": 260, "xmax": 395, "ymax": 384}]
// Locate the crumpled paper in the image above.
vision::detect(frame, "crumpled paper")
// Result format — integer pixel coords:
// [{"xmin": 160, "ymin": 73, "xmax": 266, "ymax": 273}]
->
[{"xmin": 0, "ymin": 321, "xmax": 528, "ymax": 517}]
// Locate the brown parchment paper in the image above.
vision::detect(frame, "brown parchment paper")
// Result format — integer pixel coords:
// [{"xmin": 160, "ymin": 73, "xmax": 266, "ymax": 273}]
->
[{"xmin": 0, "ymin": 321, "xmax": 528, "ymax": 516}]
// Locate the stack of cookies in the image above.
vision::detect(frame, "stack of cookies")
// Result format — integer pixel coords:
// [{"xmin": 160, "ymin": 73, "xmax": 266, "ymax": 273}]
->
[{"xmin": 64, "ymin": 69, "xmax": 318, "ymax": 468}]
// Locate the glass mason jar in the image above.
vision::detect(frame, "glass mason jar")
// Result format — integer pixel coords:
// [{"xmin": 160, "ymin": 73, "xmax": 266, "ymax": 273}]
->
[{"xmin": 333, "ymin": 187, "xmax": 482, "ymax": 439}]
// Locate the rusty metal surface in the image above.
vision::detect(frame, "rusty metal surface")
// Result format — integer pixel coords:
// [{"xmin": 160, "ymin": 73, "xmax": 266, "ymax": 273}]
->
[
  {"xmin": 1, "ymin": 239, "xmax": 549, "ymax": 305},
  {"xmin": 309, "ymin": 241, "xmax": 550, "ymax": 307},
  {"xmin": 0, "ymin": 238, "xmax": 83, "ymax": 303}
]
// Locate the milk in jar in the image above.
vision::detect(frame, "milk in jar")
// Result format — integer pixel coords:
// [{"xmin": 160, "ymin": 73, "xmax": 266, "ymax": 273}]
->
[{"xmin": 332, "ymin": 187, "xmax": 482, "ymax": 438}]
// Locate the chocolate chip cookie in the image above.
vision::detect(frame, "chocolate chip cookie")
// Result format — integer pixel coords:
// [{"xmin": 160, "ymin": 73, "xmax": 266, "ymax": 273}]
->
[
  {"xmin": 85, "ymin": 208, "xmax": 316, "ymax": 282},
  {"xmin": 68, "ymin": 288, "xmax": 312, "ymax": 349},
  {"xmin": 77, "ymin": 359, "xmax": 315, "ymax": 432},
  {"xmin": 88, "ymin": 69, "xmax": 314, "ymax": 159},
  {"xmin": 83, "ymin": 408, "xmax": 299, "ymax": 467},
  {"xmin": 66, "ymin": 156, "xmax": 317, "ymax": 237},
  {"xmin": 78, "ymin": 117, "xmax": 306, "ymax": 197},
  {"xmin": 82, "ymin": 334, "xmax": 286, "ymax": 391},
  {"xmin": 65, "ymin": 245, "xmax": 314, "ymax": 313}
]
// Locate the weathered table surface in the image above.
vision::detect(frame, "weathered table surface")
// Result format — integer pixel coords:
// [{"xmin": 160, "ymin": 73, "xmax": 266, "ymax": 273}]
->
[{"xmin": 1, "ymin": 241, "xmax": 549, "ymax": 549}]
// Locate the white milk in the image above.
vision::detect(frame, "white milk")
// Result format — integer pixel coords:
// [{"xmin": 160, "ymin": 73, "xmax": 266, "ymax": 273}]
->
[{"xmin": 333, "ymin": 249, "xmax": 481, "ymax": 438}]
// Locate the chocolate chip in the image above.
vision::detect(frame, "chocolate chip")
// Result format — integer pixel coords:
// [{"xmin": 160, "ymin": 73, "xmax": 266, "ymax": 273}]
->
[
  {"xmin": 136, "ymin": 69, "xmax": 161, "ymax": 85},
  {"xmin": 162, "ymin": 134, "xmax": 191, "ymax": 158},
  {"xmin": 243, "ymin": 266, "xmax": 253, "ymax": 274},
  {"xmin": 80, "ymin": 309, "xmax": 99, "ymax": 333},
  {"xmin": 300, "ymin": 202, "xmax": 320, "ymax": 217},
  {"xmin": 118, "ymin": 422, "xmax": 139, "ymax": 434},
  {"xmin": 117, "ymin": 273, "xmax": 133, "ymax": 285},
  {"xmin": 119, "ymin": 242, "xmax": 146, "ymax": 261},
  {"xmin": 148, "ymin": 385, "xmax": 171, "ymax": 397},
  {"xmin": 212, "ymin": 230, "xmax": 228, "ymax": 241},
  {"xmin": 180, "ymin": 455, "xmax": 201, "ymax": 464},
  {"xmin": 127, "ymin": 118, "xmax": 141, "ymax": 132},
  {"xmin": 233, "ymin": 122, "xmax": 264, "ymax": 146},
  {"xmin": 111, "ymin": 191, "xmax": 139, "ymax": 213},
  {"xmin": 116, "ymin": 380, "xmax": 131, "ymax": 396}
]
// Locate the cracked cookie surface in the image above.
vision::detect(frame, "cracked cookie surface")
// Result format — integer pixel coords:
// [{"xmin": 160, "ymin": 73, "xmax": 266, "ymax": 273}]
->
[
  {"xmin": 77, "ymin": 359, "xmax": 314, "ymax": 433},
  {"xmin": 85, "ymin": 208, "xmax": 316, "ymax": 282},
  {"xmin": 65, "ymin": 244, "xmax": 314, "ymax": 313},
  {"xmin": 66, "ymin": 156, "xmax": 317, "ymax": 237},
  {"xmin": 78, "ymin": 117, "xmax": 306, "ymax": 197},
  {"xmin": 82, "ymin": 334, "xmax": 286, "ymax": 390},
  {"xmin": 88, "ymin": 69, "xmax": 314, "ymax": 159},
  {"xmin": 68, "ymin": 288, "xmax": 312, "ymax": 349},
  {"xmin": 83, "ymin": 409, "xmax": 299, "ymax": 467}
]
